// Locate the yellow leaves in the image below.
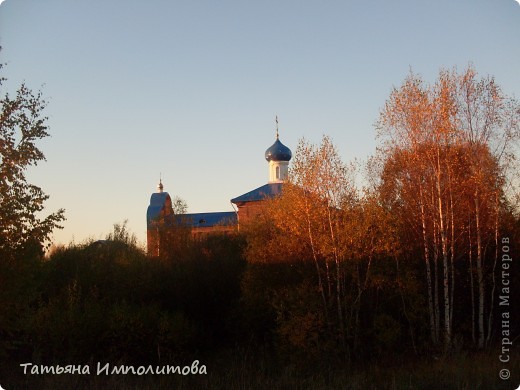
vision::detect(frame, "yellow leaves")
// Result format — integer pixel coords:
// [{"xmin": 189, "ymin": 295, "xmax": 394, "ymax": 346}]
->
[{"xmin": 245, "ymin": 135, "xmax": 400, "ymax": 266}]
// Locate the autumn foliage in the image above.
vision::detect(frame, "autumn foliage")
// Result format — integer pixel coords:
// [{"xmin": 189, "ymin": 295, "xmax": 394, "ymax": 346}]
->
[
  {"xmin": 241, "ymin": 66, "xmax": 519, "ymax": 361},
  {"xmin": 1, "ymin": 65, "xmax": 519, "ymax": 388}
]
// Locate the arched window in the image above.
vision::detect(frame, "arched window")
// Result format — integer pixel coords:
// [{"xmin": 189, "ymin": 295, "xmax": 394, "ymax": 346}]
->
[{"xmin": 276, "ymin": 166, "xmax": 280, "ymax": 180}]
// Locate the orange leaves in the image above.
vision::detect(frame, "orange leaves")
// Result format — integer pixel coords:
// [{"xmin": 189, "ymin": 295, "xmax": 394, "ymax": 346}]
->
[{"xmin": 377, "ymin": 65, "xmax": 520, "ymax": 348}]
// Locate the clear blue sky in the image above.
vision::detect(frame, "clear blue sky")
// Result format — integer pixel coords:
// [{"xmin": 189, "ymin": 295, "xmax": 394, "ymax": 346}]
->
[{"xmin": 1, "ymin": 0, "xmax": 519, "ymax": 247}]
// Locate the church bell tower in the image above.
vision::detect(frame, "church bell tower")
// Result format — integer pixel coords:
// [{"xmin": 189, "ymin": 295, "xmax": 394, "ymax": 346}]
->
[{"xmin": 264, "ymin": 117, "xmax": 292, "ymax": 183}]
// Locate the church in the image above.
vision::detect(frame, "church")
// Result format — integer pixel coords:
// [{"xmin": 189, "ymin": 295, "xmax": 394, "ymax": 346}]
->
[{"xmin": 146, "ymin": 129, "xmax": 292, "ymax": 256}]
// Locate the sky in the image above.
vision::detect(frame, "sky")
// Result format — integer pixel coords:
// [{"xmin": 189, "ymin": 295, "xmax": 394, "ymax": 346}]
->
[{"xmin": 1, "ymin": 0, "xmax": 519, "ymax": 247}]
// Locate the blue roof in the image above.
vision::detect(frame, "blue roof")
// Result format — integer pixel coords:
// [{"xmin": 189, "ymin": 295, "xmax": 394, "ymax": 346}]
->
[
  {"xmin": 175, "ymin": 212, "xmax": 237, "ymax": 227},
  {"xmin": 265, "ymin": 138, "xmax": 292, "ymax": 162},
  {"xmin": 146, "ymin": 192, "xmax": 172, "ymax": 227},
  {"xmin": 231, "ymin": 182, "xmax": 284, "ymax": 204}
]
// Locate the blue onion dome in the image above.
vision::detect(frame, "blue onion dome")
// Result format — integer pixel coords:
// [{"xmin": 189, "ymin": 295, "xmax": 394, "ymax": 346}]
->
[{"xmin": 265, "ymin": 137, "xmax": 292, "ymax": 162}]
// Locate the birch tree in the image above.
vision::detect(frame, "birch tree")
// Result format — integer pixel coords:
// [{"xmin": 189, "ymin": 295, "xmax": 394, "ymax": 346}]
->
[
  {"xmin": 376, "ymin": 66, "xmax": 519, "ymax": 351},
  {"xmin": 455, "ymin": 67, "xmax": 520, "ymax": 348}
]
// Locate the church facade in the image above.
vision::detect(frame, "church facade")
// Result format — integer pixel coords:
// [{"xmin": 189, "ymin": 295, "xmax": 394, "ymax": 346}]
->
[{"xmin": 146, "ymin": 132, "xmax": 292, "ymax": 256}]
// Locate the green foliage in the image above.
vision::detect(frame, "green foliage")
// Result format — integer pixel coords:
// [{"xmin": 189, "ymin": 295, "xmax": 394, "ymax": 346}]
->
[
  {"xmin": 372, "ymin": 313, "xmax": 401, "ymax": 351},
  {"xmin": 2, "ymin": 64, "xmax": 520, "ymax": 387},
  {"xmin": 1, "ymin": 231, "xmax": 247, "ymax": 379},
  {"xmin": 272, "ymin": 280, "xmax": 328, "ymax": 357},
  {"xmin": 0, "ymin": 54, "xmax": 65, "ymax": 261},
  {"xmin": 105, "ymin": 220, "xmax": 139, "ymax": 247},
  {"xmin": 172, "ymin": 195, "xmax": 188, "ymax": 214},
  {"xmin": 0, "ymin": 255, "xmax": 42, "ymax": 362}
]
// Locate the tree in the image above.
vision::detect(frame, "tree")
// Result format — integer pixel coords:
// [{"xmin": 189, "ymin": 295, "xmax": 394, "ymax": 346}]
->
[
  {"xmin": 243, "ymin": 136, "xmax": 404, "ymax": 359},
  {"xmin": 152, "ymin": 194, "xmax": 192, "ymax": 261},
  {"xmin": 0, "ymin": 54, "xmax": 65, "ymax": 261},
  {"xmin": 455, "ymin": 68, "xmax": 520, "ymax": 348},
  {"xmin": 376, "ymin": 66, "xmax": 520, "ymax": 351},
  {"xmin": 106, "ymin": 220, "xmax": 138, "ymax": 246},
  {"xmin": 172, "ymin": 195, "xmax": 188, "ymax": 215}
]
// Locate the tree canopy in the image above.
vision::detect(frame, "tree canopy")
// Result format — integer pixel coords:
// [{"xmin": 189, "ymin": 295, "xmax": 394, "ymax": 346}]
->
[{"xmin": 0, "ymin": 55, "xmax": 65, "ymax": 261}]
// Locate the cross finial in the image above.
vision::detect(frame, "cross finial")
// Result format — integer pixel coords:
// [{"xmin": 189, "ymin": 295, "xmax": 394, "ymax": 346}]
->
[
  {"xmin": 275, "ymin": 115, "xmax": 279, "ymax": 139},
  {"xmin": 157, "ymin": 173, "xmax": 164, "ymax": 193}
]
